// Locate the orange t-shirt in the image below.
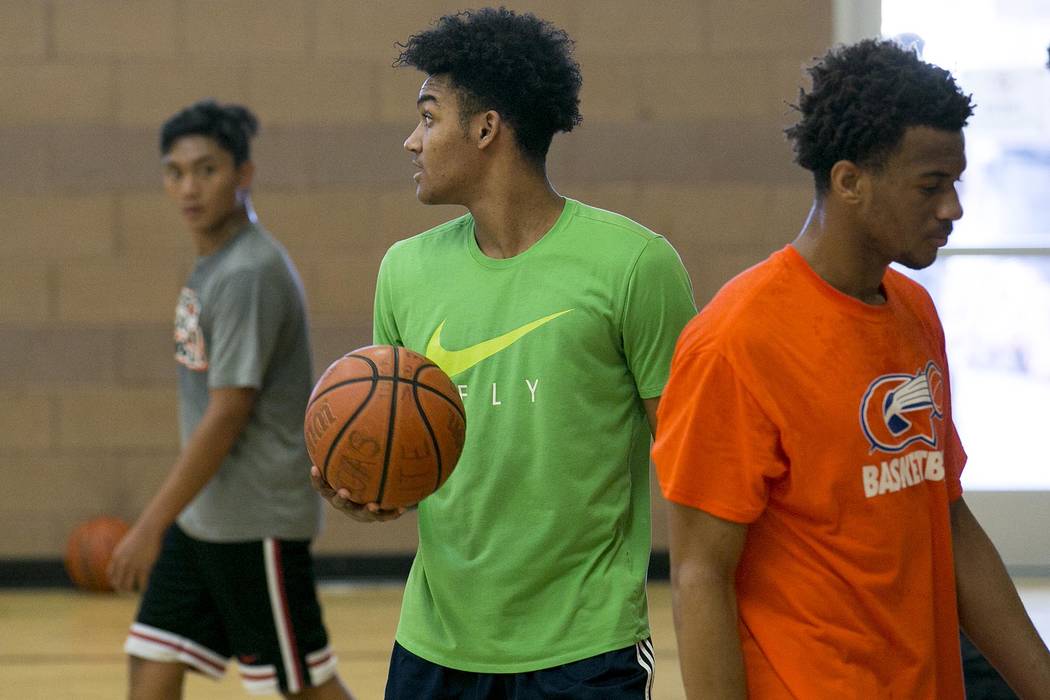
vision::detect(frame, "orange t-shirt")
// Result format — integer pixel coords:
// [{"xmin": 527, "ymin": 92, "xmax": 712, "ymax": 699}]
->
[{"xmin": 653, "ymin": 245, "xmax": 967, "ymax": 699}]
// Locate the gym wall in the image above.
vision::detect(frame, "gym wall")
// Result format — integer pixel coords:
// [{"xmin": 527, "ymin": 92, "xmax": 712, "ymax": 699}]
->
[{"xmin": 0, "ymin": 0, "xmax": 832, "ymax": 562}]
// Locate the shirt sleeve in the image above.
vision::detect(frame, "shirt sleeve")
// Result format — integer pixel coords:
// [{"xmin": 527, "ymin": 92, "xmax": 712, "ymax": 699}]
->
[
  {"xmin": 941, "ymin": 352, "xmax": 967, "ymax": 501},
  {"xmin": 652, "ymin": 346, "xmax": 787, "ymax": 524},
  {"xmin": 206, "ymin": 266, "xmax": 285, "ymax": 390},
  {"xmin": 372, "ymin": 249, "xmax": 402, "ymax": 347},
  {"xmin": 919, "ymin": 282, "xmax": 967, "ymax": 500},
  {"xmin": 621, "ymin": 236, "xmax": 697, "ymax": 399}
]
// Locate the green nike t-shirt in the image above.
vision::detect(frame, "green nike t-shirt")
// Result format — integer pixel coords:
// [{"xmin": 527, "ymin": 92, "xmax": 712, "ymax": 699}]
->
[{"xmin": 373, "ymin": 198, "xmax": 696, "ymax": 672}]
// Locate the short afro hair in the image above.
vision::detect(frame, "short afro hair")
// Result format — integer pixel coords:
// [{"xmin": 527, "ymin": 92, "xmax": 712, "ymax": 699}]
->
[
  {"xmin": 396, "ymin": 7, "xmax": 582, "ymax": 164},
  {"xmin": 785, "ymin": 39, "xmax": 974, "ymax": 195},
  {"xmin": 160, "ymin": 100, "xmax": 259, "ymax": 166}
]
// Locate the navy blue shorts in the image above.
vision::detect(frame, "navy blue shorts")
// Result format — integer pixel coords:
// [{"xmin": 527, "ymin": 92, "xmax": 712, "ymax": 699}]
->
[
  {"xmin": 385, "ymin": 639, "xmax": 655, "ymax": 699},
  {"xmin": 124, "ymin": 524, "xmax": 338, "ymax": 695}
]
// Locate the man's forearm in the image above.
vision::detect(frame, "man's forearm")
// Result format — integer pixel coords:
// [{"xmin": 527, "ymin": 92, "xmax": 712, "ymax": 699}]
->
[
  {"xmin": 672, "ymin": 565, "xmax": 747, "ymax": 700},
  {"xmin": 953, "ymin": 499, "xmax": 1050, "ymax": 698}
]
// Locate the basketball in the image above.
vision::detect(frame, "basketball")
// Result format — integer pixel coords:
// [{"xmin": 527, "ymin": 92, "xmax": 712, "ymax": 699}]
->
[
  {"xmin": 304, "ymin": 345, "xmax": 466, "ymax": 509},
  {"xmin": 64, "ymin": 516, "xmax": 130, "ymax": 592}
]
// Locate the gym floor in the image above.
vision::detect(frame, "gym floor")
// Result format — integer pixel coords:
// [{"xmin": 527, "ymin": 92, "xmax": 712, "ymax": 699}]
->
[{"xmin": 2, "ymin": 580, "xmax": 1048, "ymax": 699}]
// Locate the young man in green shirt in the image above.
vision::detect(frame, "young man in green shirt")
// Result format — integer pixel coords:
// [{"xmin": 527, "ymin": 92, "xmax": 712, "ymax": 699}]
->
[{"xmin": 312, "ymin": 9, "xmax": 695, "ymax": 697}]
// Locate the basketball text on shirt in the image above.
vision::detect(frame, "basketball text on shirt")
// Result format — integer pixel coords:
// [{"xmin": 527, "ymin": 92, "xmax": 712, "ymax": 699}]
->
[{"xmin": 858, "ymin": 361, "xmax": 947, "ymax": 498}]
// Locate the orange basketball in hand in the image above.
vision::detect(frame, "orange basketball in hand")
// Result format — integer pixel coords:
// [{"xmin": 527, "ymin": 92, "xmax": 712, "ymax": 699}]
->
[
  {"xmin": 64, "ymin": 516, "xmax": 130, "ymax": 592},
  {"xmin": 304, "ymin": 345, "xmax": 466, "ymax": 509}
]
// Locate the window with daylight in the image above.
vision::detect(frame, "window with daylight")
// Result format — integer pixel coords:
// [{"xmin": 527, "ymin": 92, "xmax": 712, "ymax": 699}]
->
[{"xmin": 882, "ymin": 0, "xmax": 1050, "ymax": 490}]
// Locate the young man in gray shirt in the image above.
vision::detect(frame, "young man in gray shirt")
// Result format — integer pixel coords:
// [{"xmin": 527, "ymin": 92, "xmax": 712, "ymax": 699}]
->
[{"xmin": 108, "ymin": 100, "xmax": 354, "ymax": 700}]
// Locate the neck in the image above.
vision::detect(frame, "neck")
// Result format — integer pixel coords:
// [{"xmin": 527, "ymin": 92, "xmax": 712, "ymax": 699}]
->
[
  {"xmin": 792, "ymin": 199, "xmax": 889, "ymax": 305},
  {"xmin": 192, "ymin": 205, "xmax": 250, "ymax": 257},
  {"xmin": 466, "ymin": 163, "xmax": 564, "ymax": 259}
]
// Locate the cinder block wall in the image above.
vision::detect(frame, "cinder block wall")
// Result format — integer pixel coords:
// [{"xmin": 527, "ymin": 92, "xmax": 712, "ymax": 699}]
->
[{"xmin": 0, "ymin": 0, "xmax": 831, "ymax": 559}]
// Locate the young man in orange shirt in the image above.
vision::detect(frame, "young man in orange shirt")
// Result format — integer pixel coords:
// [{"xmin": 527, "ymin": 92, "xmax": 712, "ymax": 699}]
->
[{"xmin": 652, "ymin": 40, "xmax": 1050, "ymax": 698}]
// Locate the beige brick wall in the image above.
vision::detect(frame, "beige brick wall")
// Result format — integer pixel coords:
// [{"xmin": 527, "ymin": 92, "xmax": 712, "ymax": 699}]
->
[
  {"xmin": 0, "ymin": 65, "xmax": 115, "ymax": 125},
  {"xmin": 56, "ymin": 261, "xmax": 184, "ymax": 324},
  {"xmin": 58, "ymin": 387, "xmax": 179, "ymax": 450},
  {"xmin": 53, "ymin": 0, "xmax": 180, "ymax": 58},
  {"xmin": 0, "ymin": 392, "xmax": 53, "ymax": 451},
  {"xmin": 116, "ymin": 61, "xmax": 250, "ymax": 127},
  {"xmin": 1, "ymin": 194, "xmax": 117, "ymax": 260},
  {"xmin": 0, "ymin": 0, "xmax": 48, "ymax": 59},
  {"xmin": 575, "ymin": 0, "xmax": 704, "ymax": 55},
  {"xmin": 247, "ymin": 60, "xmax": 377, "ymax": 125},
  {"xmin": 184, "ymin": 0, "xmax": 311, "ymax": 57},
  {"xmin": 0, "ymin": 0, "xmax": 832, "ymax": 559},
  {"xmin": 0, "ymin": 263, "xmax": 51, "ymax": 323}
]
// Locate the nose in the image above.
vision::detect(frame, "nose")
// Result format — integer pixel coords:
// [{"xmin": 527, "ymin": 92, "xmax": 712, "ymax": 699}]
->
[
  {"xmin": 404, "ymin": 123, "xmax": 422, "ymax": 154},
  {"xmin": 179, "ymin": 174, "xmax": 200, "ymax": 198},
  {"xmin": 939, "ymin": 186, "xmax": 963, "ymax": 222}
]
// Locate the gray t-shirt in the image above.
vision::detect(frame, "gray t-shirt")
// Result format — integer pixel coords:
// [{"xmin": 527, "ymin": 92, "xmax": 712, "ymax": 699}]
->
[{"xmin": 173, "ymin": 222, "xmax": 321, "ymax": 541}]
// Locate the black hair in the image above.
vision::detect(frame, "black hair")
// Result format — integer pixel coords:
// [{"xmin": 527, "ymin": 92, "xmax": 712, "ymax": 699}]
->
[
  {"xmin": 160, "ymin": 100, "xmax": 259, "ymax": 166},
  {"xmin": 395, "ymin": 7, "xmax": 582, "ymax": 164},
  {"xmin": 785, "ymin": 39, "xmax": 974, "ymax": 195}
]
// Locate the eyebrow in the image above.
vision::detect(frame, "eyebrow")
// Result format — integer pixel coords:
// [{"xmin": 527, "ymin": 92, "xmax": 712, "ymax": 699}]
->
[
  {"xmin": 917, "ymin": 170, "xmax": 959, "ymax": 179},
  {"xmin": 416, "ymin": 93, "xmax": 438, "ymax": 108},
  {"xmin": 162, "ymin": 154, "xmax": 218, "ymax": 168}
]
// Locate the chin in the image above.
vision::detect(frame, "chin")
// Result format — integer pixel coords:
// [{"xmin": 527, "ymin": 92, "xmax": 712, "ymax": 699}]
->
[
  {"xmin": 416, "ymin": 189, "xmax": 453, "ymax": 207},
  {"xmin": 188, "ymin": 221, "xmax": 216, "ymax": 236},
  {"xmin": 414, "ymin": 185, "xmax": 433, "ymax": 204},
  {"xmin": 897, "ymin": 252, "xmax": 939, "ymax": 271}
]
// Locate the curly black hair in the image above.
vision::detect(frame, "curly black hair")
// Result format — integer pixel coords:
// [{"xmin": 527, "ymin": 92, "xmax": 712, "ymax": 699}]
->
[
  {"xmin": 160, "ymin": 99, "xmax": 259, "ymax": 166},
  {"xmin": 785, "ymin": 39, "xmax": 974, "ymax": 195},
  {"xmin": 396, "ymin": 7, "xmax": 582, "ymax": 164}
]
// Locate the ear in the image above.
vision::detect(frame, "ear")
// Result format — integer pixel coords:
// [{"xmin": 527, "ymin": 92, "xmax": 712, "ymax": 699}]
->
[
  {"xmin": 236, "ymin": 160, "xmax": 256, "ymax": 190},
  {"xmin": 828, "ymin": 160, "xmax": 867, "ymax": 205},
  {"xmin": 474, "ymin": 110, "xmax": 501, "ymax": 151}
]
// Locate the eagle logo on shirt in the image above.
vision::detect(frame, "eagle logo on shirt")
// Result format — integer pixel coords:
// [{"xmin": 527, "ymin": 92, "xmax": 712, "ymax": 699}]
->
[{"xmin": 860, "ymin": 361, "xmax": 945, "ymax": 453}]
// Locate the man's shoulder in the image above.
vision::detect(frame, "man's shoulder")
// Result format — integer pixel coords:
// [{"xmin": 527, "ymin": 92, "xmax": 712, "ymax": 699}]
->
[
  {"xmin": 208, "ymin": 225, "xmax": 297, "ymax": 288},
  {"xmin": 679, "ymin": 251, "xmax": 791, "ymax": 353},
  {"xmin": 568, "ymin": 199, "xmax": 663, "ymax": 246},
  {"xmin": 884, "ymin": 266, "xmax": 943, "ymax": 334},
  {"xmin": 711, "ymin": 250, "xmax": 789, "ymax": 313},
  {"xmin": 382, "ymin": 213, "xmax": 472, "ymax": 262},
  {"xmin": 222, "ymin": 224, "xmax": 279, "ymax": 263},
  {"xmin": 399, "ymin": 213, "xmax": 474, "ymax": 248}
]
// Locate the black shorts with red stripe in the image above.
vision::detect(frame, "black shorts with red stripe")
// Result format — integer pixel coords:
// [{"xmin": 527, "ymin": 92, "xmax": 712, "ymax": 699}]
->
[{"xmin": 125, "ymin": 524, "xmax": 338, "ymax": 695}]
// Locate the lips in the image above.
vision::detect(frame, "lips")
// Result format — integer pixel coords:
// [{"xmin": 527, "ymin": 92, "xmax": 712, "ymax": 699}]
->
[{"xmin": 929, "ymin": 226, "xmax": 951, "ymax": 246}]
